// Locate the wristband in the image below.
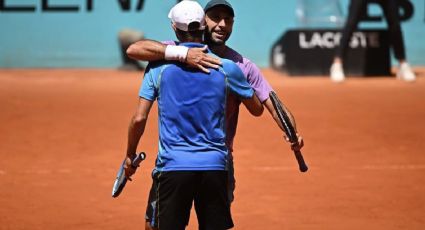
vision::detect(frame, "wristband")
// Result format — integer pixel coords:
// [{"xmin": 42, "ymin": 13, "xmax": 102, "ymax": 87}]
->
[{"xmin": 164, "ymin": 45, "xmax": 189, "ymax": 62}]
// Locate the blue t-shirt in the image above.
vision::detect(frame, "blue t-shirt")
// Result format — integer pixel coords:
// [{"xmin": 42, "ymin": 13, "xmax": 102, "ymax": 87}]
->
[{"xmin": 139, "ymin": 43, "xmax": 254, "ymax": 172}]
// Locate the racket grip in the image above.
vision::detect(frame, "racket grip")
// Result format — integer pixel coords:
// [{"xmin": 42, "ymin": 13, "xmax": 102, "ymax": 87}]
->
[
  {"xmin": 294, "ymin": 150, "xmax": 308, "ymax": 172},
  {"xmin": 131, "ymin": 152, "xmax": 146, "ymax": 168}
]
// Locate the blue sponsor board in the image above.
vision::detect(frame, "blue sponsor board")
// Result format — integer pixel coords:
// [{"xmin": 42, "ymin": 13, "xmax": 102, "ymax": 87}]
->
[{"xmin": 0, "ymin": 0, "xmax": 424, "ymax": 68}]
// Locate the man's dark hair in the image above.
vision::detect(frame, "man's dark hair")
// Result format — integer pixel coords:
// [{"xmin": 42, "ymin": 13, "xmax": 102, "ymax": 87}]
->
[{"xmin": 175, "ymin": 22, "xmax": 203, "ymax": 42}]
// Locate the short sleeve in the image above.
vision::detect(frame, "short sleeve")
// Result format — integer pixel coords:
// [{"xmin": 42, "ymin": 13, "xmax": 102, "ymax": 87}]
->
[
  {"xmin": 222, "ymin": 59, "xmax": 254, "ymax": 99},
  {"xmin": 240, "ymin": 58, "xmax": 273, "ymax": 102},
  {"xmin": 161, "ymin": 40, "xmax": 177, "ymax": 45},
  {"xmin": 138, "ymin": 63, "xmax": 161, "ymax": 101}
]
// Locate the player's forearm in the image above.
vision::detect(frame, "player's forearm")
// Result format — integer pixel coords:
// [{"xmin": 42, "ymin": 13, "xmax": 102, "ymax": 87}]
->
[
  {"xmin": 126, "ymin": 115, "xmax": 147, "ymax": 157},
  {"xmin": 264, "ymin": 98, "xmax": 297, "ymax": 131},
  {"xmin": 242, "ymin": 94, "xmax": 264, "ymax": 117},
  {"xmin": 265, "ymin": 98, "xmax": 284, "ymax": 131},
  {"xmin": 126, "ymin": 39, "xmax": 167, "ymax": 61}
]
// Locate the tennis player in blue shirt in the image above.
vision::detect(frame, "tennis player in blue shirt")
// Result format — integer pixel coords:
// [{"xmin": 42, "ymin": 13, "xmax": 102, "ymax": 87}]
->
[{"xmin": 123, "ymin": 1, "xmax": 262, "ymax": 229}]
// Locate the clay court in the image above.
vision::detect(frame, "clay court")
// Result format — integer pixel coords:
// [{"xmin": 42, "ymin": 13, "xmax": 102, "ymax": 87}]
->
[{"xmin": 0, "ymin": 68, "xmax": 424, "ymax": 230}]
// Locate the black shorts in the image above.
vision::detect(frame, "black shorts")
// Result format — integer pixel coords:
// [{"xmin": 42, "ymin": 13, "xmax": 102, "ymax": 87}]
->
[{"xmin": 145, "ymin": 171, "xmax": 233, "ymax": 230}]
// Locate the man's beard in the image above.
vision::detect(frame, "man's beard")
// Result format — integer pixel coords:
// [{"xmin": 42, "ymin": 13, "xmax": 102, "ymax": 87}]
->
[{"xmin": 204, "ymin": 30, "xmax": 228, "ymax": 46}]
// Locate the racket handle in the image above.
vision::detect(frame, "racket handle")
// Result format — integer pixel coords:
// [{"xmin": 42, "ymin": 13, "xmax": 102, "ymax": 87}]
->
[
  {"xmin": 294, "ymin": 150, "xmax": 308, "ymax": 172},
  {"xmin": 131, "ymin": 152, "xmax": 146, "ymax": 168}
]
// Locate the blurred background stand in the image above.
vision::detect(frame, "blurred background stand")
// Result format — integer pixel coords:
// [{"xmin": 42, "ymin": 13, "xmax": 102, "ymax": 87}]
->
[
  {"xmin": 296, "ymin": 0, "xmax": 345, "ymax": 28},
  {"xmin": 271, "ymin": 0, "xmax": 391, "ymax": 76},
  {"xmin": 118, "ymin": 28, "xmax": 144, "ymax": 71}
]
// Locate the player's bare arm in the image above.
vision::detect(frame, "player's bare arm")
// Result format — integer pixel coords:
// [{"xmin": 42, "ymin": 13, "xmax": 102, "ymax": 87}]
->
[
  {"xmin": 124, "ymin": 97, "xmax": 153, "ymax": 179},
  {"xmin": 126, "ymin": 39, "xmax": 167, "ymax": 61},
  {"xmin": 264, "ymin": 97, "xmax": 304, "ymax": 151},
  {"xmin": 242, "ymin": 94, "xmax": 263, "ymax": 117},
  {"xmin": 126, "ymin": 39, "xmax": 221, "ymax": 73},
  {"xmin": 264, "ymin": 98, "xmax": 296, "ymax": 130}
]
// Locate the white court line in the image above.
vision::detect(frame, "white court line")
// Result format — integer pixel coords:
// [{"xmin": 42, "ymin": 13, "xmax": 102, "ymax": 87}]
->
[
  {"xmin": 252, "ymin": 166, "xmax": 295, "ymax": 171},
  {"xmin": 8, "ymin": 165, "xmax": 425, "ymax": 175},
  {"xmin": 360, "ymin": 164, "xmax": 425, "ymax": 170},
  {"xmin": 13, "ymin": 168, "xmax": 149, "ymax": 174},
  {"xmin": 251, "ymin": 164, "xmax": 425, "ymax": 172}
]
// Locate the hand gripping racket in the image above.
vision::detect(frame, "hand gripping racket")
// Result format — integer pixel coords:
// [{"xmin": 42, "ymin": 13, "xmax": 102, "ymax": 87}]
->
[
  {"xmin": 112, "ymin": 152, "xmax": 146, "ymax": 198},
  {"xmin": 269, "ymin": 91, "xmax": 308, "ymax": 172}
]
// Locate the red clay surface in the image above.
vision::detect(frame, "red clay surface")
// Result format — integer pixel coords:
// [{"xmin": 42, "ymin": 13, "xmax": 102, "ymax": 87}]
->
[{"xmin": 1, "ymin": 68, "xmax": 425, "ymax": 230}]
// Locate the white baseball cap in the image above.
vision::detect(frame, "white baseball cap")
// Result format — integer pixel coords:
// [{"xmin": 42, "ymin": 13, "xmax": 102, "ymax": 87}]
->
[{"xmin": 168, "ymin": 0, "xmax": 206, "ymax": 31}]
